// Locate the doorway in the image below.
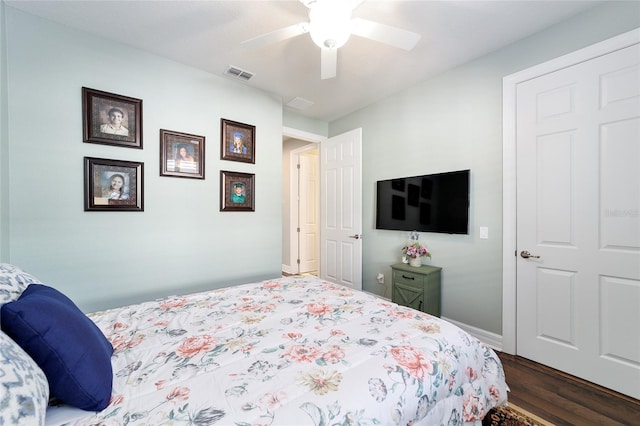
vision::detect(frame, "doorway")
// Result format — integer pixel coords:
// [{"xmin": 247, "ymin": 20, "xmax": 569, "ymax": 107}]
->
[
  {"xmin": 282, "ymin": 128, "xmax": 323, "ymax": 276},
  {"xmin": 281, "ymin": 127, "xmax": 363, "ymax": 289},
  {"xmin": 284, "ymin": 140, "xmax": 319, "ymax": 275}
]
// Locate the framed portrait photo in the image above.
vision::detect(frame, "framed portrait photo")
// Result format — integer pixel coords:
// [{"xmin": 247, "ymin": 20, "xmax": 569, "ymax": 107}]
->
[
  {"xmin": 220, "ymin": 170, "xmax": 254, "ymax": 212},
  {"xmin": 160, "ymin": 129, "xmax": 205, "ymax": 179},
  {"xmin": 82, "ymin": 87, "xmax": 142, "ymax": 149},
  {"xmin": 84, "ymin": 157, "xmax": 144, "ymax": 212},
  {"xmin": 220, "ymin": 118, "xmax": 255, "ymax": 163}
]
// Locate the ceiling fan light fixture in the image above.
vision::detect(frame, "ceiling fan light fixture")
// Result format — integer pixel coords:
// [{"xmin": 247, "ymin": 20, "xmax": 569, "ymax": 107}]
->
[{"xmin": 308, "ymin": 1, "xmax": 352, "ymax": 49}]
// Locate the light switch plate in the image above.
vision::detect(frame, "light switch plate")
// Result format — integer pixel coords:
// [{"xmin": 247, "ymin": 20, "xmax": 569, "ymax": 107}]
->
[{"xmin": 480, "ymin": 226, "xmax": 489, "ymax": 239}]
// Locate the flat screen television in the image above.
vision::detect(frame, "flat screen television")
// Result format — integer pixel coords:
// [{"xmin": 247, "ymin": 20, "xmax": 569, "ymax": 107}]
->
[{"xmin": 376, "ymin": 169, "xmax": 470, "ymax": 234}]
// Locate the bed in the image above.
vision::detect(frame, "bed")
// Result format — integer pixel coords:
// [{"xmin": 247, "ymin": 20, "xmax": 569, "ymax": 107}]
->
[{"xmin": 1, "ymin": 264, "xmax": 508, "ymax": 425}]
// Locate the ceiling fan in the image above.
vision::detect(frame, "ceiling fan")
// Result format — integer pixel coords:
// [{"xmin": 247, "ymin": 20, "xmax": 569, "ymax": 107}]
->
[{"xmin": 241, "ymin": 0, "xmax": 421, "ymax": 80}]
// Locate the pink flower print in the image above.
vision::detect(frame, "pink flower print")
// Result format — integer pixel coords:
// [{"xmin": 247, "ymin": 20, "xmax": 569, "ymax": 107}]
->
[
  {"xmin": 111, "ymin": 333, "xmax": 145, "ymax": 353},
  {"xmin": 322, "ymin": 346, "xmax": 346, "ymax": 364},
  {"xmin": 462, "ymin": 392, "xmax": 484, "ymax": 422},
  {"xmin": 110, "ymin": 334, "xmax": 127, "ymax": 351},
  {"xmin": 283, "ymin": 332, "xmax": 303, "ymax": 341},
  {"xmin": 161, "ymin": 297, "xmax": 187, "ymax": 310},
  {"xmin": 263, "ymin": 281, "xmax": 282, "ymax": 289},
  {"xmin": 466, "ymin": 366, "xmax": 478, "ymax": 381},
  {"xmin": 307, "ymin": 302, "xmax": 332, "ymax": 316},
  {"xmin": 489, "ymin": 384, "xmax": 501, "ymax": 402},
  {"xmin": 330, "ymin": 329, "xmax": 345, "ymax": 336},
  {"xmin": 166, "ymin": 386, "xmax": 190, "ymax": 401},
  {"xmin": 155, "ymin": 380, "xmax": 167, "ymax": 390},
  {"xmin": 112, "ymin": 322, "xmax": 129, "ymax": 331},
  {"xmin": 390, "ymin": 345, "xmax": 434, "ymax": 380},
  {"xmin": 283, "ymin": 344, "xmax": 321, "ymax": 363},
  {"xmin": 176, "ymin": 335, "xmax": 216, "ymax": 359}
]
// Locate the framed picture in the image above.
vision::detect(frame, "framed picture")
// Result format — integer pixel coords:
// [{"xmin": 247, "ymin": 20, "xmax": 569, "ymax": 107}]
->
[
  {"xmin": 160, "ymin": 129, "xmax": 205, "ymax": 179},
  {"xmin": 220, "ymin": 118, "xmax": 255, "ymax": 163},
  {"xmin": 220, "ymin": 170, "xmax": 254, "ymax": 212},
  {"xmin": 82, "ymin": 87, "xmax": 142, "ymax": 149},
  {"xmin": 84, "ymin": 157, "xmax": 144, "ymax": 211}
]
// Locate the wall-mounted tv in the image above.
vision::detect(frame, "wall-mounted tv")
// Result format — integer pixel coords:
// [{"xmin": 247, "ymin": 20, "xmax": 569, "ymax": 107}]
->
[{"xmin": 376, "ymin": 169, "xmax": 470, "ymax": 234}]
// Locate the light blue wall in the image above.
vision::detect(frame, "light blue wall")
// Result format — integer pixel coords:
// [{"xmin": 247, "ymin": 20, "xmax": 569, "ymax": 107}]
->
[
  {"xmin": 283, "ymin": 110, "xmax": 328, "ymax": 137},
  {"xmin": 330, "ymin": 1, "xmax": 640, "ymax": 335},
  {"xmin": 1, "ymin": 8, "xmax": 284, "ymax": 312},
  {"xmin": 0, "ymin": 3, "xmax": 6, "ymax": 262}
]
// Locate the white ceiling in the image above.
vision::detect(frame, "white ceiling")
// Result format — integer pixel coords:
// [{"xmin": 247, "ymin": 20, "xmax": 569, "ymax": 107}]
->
[{"xmin": 6, "ymin": 0, "xmax": 604, "ymax": 122}]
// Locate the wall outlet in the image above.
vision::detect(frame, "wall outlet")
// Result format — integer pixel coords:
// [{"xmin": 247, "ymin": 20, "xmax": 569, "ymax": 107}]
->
[{"xmin": 377, "ymin": 273, "xmax": 384, "ymax": 284}]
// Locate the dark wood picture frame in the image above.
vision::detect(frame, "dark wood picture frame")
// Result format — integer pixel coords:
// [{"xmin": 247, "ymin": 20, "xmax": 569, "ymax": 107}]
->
[
  {"xmin": 220, "ymin": 170, "xmax": 254, "ymax": 212},
  {"xmin": 159, "ymin": 129, "xmax": 205, "ymax": 179},
  {"xmin": 82, "ymin": 87, "xmax": 143, "ymax": 149},
  {"xmin": 84, "ymin": 157, "xmax": 144, "ymax": 211},
  {"xmin": 220, "ymin": 118, "xmax": 255, "ymax": 163}
]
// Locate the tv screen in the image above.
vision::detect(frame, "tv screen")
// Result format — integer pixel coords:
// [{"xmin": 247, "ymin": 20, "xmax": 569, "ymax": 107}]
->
[{"xmin": 376, "ymin": 169, "xmax": 469, "ymax": 234}]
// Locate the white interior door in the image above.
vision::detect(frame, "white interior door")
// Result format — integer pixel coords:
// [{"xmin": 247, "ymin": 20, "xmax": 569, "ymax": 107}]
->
[
  {"xmin": 320, "ymin": 128, "xmax": 362, "ymax": 290},
  {"xmin": 298, "ymin": 149, "xmax": 319, "ymax": 274},
  {"xmin": 515, "ymin": 43, "xmax": 640, "ymax": 399}
]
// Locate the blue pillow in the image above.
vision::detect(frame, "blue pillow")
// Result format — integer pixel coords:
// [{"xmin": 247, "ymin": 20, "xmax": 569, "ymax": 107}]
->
[{"xmin": 1, "ymin": 284, "xmax": 113, "ymax": 411}]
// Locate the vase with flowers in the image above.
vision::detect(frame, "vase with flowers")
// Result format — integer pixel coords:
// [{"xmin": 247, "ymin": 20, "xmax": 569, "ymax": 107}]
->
[{"xmin": 402, "ymin": 232, "xmax": 431, "ymax": 267}]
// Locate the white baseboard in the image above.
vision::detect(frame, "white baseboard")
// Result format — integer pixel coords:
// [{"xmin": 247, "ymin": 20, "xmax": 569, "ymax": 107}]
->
[{"xmin": 441, "ymin": 316, "xmax": 503, "ymax": 351}]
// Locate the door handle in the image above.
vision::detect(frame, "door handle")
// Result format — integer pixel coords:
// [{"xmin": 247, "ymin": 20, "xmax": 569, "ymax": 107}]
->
[
  {"xmin": 520, "ymin": 250, "xmax": 540, "ymax": 259},
  {"xmin": 348, "ymin": 234, "xmax": 362, "ymax": 239}
]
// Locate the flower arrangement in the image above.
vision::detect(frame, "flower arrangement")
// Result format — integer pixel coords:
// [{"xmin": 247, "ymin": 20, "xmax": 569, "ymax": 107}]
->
[{"xmin": 402, "ymin": 242, "xmax": 431, "ymax": 259}]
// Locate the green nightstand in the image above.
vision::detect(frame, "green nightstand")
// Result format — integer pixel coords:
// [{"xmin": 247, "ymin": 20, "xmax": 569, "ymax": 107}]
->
[{"xmin": 391, "ymin": 262, "xmax": 442, "ymax": 317}]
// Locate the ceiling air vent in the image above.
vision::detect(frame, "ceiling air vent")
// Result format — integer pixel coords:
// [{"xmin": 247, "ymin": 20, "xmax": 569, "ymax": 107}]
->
[
  {"xmin": 224, "ymin": 65, "xmax": 254, "ymax": 81},
  {"xmin": 286, "ymin": 97, "xmax": 314, "ymax": 110}
]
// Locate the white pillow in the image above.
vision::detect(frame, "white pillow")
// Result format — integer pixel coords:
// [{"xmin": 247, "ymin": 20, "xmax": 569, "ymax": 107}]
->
[
  {"xmin": 0, "ymin": 329, "xmax": 49, "ymax": 426},
  {"xmin": 0, "ymin": 263, "xmax": 43, "ymax": 306}
]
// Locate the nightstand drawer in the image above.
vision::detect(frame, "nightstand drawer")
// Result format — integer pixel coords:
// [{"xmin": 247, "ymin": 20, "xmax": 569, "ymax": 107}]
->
[{"xmin": 393, "ymin": 270, "xmax": 423, "ymax": 289}]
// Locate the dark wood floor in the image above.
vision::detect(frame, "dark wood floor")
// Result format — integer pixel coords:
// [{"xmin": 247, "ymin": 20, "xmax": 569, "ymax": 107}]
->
[{"xmin": 496, "ymin": 352, "xmax": 640, "ymax": 425}]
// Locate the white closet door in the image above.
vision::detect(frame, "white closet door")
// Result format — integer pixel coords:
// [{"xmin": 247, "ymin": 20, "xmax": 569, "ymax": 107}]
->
[{"xmin": 516, "ymin": 43, "xmax": 640, "ymax": 398}]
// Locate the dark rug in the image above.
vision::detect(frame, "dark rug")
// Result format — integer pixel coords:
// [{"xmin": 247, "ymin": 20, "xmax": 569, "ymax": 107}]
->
[{"xmin": 483, "ymin": 404, "xmax": 553, "ymax": 426}]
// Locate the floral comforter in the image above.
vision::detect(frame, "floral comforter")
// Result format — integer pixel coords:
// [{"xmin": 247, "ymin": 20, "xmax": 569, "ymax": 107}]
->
[{"xmin": 45, "ymin": 276, "xmax": 508, "ymax": 426}]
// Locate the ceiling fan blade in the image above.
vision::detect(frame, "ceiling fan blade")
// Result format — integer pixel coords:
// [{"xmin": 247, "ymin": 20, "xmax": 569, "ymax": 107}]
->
[
  {"xmin": 349, "ymin": 0, "xmax": 366, "ymax": 10},
  {"xmin": 241, "ymin": 22, "xmax": 308, "ymax": 49},
  {"xmin": 320, "ymin": 47, "xmax": 337, "ymax": 80},
  {"xmin": 350, "ymin": 17, "xmax": 420, "ymax": 51}
]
